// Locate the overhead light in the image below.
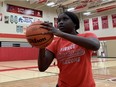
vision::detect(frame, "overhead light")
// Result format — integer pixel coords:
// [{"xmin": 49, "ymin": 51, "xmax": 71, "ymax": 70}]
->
[
  {"xmin": 47, "ymin": 2, "xmax": 55, "ymax": 7},
  {"xmin": 83, "ymin": 12, "xmax": 91, "ymax": 16},
  {"xmin": 102, "ymin": 0, "xmax": 113, "ymax": 2},
  {"xmin": 67, "ymin": 7, "xmax": 75, "ymax": 11},
  {"xmin": 51, "ymin": 4, "xmax": 57, "ymax": 7}
]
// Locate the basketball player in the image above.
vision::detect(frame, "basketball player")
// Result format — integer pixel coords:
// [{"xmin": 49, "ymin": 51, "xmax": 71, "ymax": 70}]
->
[{"xmin": 38, "ymin": 11, "xmax": 100, "ymax": 87}]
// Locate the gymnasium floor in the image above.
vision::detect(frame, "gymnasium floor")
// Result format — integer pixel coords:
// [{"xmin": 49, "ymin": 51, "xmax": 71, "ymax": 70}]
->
[{"xmin": 0, "ymin": 58, "xmax": 116, "ymax": 87}]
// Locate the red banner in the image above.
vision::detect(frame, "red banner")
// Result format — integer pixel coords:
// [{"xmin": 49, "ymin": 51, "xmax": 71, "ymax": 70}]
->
[
  {"xmin": 84, "ymin": 19, "xmax": 90, "ymax": 31},
  {"xmin": 101, "ymin": 16, "xmax": 109, "ymax": 29},
  {"xmin": 112, "ymin": 14, "xmax": 116, "ymax": 28},
  {"xmin": 97, "ymin": 5, "xmax": 116, "ymax": 12},
  {"xmin": 92, "ymin": 17, "xmax": 99, "ymax": 30},
  {"xmin": 7, "ymin": 4, "xmax": 43, "ymax": 17}
]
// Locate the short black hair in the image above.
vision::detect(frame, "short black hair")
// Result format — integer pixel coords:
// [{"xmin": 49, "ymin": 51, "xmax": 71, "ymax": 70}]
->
[{"xmin": 64, "ymin": 11, "xmax": 80, "ymax": 30}]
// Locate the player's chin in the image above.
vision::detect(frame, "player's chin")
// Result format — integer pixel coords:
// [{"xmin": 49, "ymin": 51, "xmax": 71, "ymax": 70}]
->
[{"xmin": 59, "ymin": 28, "xmax": 66, "ymax": 32}]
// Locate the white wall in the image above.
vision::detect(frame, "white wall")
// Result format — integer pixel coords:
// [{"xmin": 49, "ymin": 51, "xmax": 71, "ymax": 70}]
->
[
  {"xmin": 106, "ymin": 40, "xmax": 116, "ymax": 57},
  {"xmin": 80, "ymin": 9, "xmax": 116, "ymax": 38},
  {"xmin": 0, "ymin": 2, "xmax": 57, "ymax": 35},
  {"xmin": 0, "ymin": 1, "xmax": 116, "ymax": 40},
  {"xmin": 80, "ymin": 9, "xmax": 116, "ymax": 57}
]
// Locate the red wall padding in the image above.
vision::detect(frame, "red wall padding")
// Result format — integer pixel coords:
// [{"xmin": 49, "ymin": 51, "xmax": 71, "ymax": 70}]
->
[{"xmin": 0, "ymin": 47, "xmax": 39, "ymax": 61}]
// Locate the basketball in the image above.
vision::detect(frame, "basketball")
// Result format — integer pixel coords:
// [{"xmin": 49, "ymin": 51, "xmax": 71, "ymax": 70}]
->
[{"xmin": 25, "ymin": 22, "xmax": 54, "ymax": 48}]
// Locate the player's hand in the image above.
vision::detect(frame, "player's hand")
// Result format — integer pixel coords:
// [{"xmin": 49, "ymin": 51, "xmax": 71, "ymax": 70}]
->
[
  {"xmin": 40, "ymin": 21, "xmax": 63, "ymax": 36},
  {"xmin": 29, "ymin": 21, "xmax": 43, "ymax": 26}
]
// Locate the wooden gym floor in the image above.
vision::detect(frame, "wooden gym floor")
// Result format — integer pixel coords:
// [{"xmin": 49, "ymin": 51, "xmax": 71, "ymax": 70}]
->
[{"xmin": 0, "ymin": 58, "xmax": 116, "ymax": 87}]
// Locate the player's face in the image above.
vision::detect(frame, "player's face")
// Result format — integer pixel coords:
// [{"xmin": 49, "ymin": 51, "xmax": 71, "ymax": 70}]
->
[{"xmin": 57, "ymin": 13, "xmax": 75, "ymax": 33}]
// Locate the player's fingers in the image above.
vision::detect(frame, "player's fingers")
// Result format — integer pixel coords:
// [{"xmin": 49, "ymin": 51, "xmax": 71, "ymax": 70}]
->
[
  {"xmin": 29, "ymin": 21, "xmax": 43, "ymax": 27},
  {"xmin": 47, "ymin": 31, "xmax": 53, "ymax": 34},
  {"xmin": 40, "ymin": 22, "xmax": 52, "ymax": 27},
  {"xmin": 40, "ymin": 31, "xmax": 52, "ymax": 35},
  {"xmin": 40, "ymin": 26, "xmax": 51, "ymax": 31}
]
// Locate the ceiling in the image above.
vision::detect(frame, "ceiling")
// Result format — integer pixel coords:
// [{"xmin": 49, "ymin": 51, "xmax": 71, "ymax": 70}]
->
[{"xmin": 2, "ymin": 0, "xmax": 116, "ymax": 15}]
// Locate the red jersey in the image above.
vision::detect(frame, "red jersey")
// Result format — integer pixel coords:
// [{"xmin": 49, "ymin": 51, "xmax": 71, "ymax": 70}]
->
[{"xmin": 47, "ymin": 32, "xmax": 97, "ymax": 87}]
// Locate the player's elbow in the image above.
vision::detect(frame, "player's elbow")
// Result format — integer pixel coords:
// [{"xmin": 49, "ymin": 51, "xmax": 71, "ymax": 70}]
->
[
  {"xmin": 39, "ymin": 69, "xmax": 46, "ymax": 72},
  {"xmin": 38, "ymin": 66, "xmax": 46, "ymax": 72},
  {"xmin": 92, "ymin": 43, "xmax": 100, "ymax": 51},
  {"xmin": 93, "ymin": 46, "xmax": 99, "ymax": 51}
]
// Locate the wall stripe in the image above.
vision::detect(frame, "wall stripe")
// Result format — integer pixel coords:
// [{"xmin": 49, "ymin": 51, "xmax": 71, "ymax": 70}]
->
[
  {"xmin": 0, "ymin": 33, "xmax": 116, "ymax": 40},
  {"xmin": 0, "ymin": 33, "xmax": 26, "ymax": 39},
  {"xmin": 98, "ymin": 36, "xmax": 116, "ymax": 40}
]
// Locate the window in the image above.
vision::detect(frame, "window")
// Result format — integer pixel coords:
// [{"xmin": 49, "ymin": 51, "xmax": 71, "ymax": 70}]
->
[{"xmin": 13, "ymin": 44, "xmax": 20, "ymax": 47}]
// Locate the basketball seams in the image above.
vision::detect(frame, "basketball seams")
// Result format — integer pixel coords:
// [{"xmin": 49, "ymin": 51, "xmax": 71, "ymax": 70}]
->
[
  {"xmin": 29, "ymin": 24, "xmax": 42, "ymax": 27},
  {"xmin": 26, "ymin": 27, "xmax": 49, "ymax": 37},
  {"xmin": 26, "ymin": 33, "xmax": 51, "ymax": 37},
  {"xmin": 26, "ymin": 22, "xmax": 53, "ymax": 48}
]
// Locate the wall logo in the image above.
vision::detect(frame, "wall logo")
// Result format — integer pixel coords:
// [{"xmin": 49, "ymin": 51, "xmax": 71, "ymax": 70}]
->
[
  {"xmin": 10, "ymin": 15, "xmax": 18, "ymax": 24},
  {"xmin": 10, "ymin": 15, "xmax": 13, "ymax": 23},
  {"xmin": 10, "ymin": 15, "xmax": 34, "ymax": 24},
  {"xmin": 0, "ymin": 13, "xmax": 2, "ymax": 21},
  {"xmin": 4, "ymin": 16, "xmax": 9, "ymax": 24},
  {"xmin": 16, "ymin": 25, "xmax": 23, "ymax": 33},
  {"xmin": 18, "ymin": 16, "xmax": 34, "ymax": 24}
]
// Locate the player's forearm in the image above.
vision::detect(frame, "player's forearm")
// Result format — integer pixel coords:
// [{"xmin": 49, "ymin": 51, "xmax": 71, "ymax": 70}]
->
[
  {"xmin": 38, "ymin": 48, "xmax": 47, "ymax": 71},
  {"xmin": 58, "ymin": 32, "xmax": 100, "ymax": 51}
]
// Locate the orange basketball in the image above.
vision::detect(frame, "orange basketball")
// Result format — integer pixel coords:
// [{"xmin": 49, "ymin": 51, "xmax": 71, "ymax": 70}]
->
[{"xmin": 25, "ymin": 23, "xmax": 54, "ymax": 48}]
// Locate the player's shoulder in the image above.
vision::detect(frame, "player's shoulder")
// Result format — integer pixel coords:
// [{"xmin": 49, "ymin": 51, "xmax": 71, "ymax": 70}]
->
[
  {"xmin": 53, "ymin": 36, "xmax": 60, "ymax": 41},
  {"xmin": 51, "ymin": 36, "xmax": 60, "ymax": 43}
]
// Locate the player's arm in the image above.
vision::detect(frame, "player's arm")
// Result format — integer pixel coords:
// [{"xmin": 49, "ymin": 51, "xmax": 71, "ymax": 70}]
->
[
  {"xmin": 58, "ymin": 32, "xmax": 100, "ymax": 51},
  {"xmin": 38, "ymin": 48, "xmax": 55, "ymax": 72},
  {"xmin": 40, "ymin": 22, "xmax": 100, "ymax": 51}
]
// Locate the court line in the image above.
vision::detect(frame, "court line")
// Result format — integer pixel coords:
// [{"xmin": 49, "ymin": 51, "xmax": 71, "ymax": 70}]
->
[
  {"xmin": 94, "ymin": 74, "xmax": 116, "ymax": 80},
  {"xmin": 0, "ymin": 65, "xmax": 56, "ymax": 72},
  {"xmin": 0, "ymin": 59, "xmax": 115, "ymax": 72},
  {"xmin": 91, "ymin": 59, "xmax": 116, "ymax": 63},
  {"xmin": 0, "ymin": 66, "xmax": 38, "ymax": 72}
]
